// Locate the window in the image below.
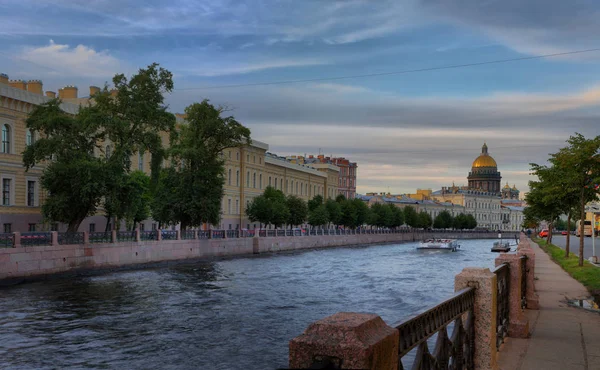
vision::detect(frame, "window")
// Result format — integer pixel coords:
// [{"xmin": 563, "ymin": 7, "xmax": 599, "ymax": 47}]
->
[
  {"xmin": 51, "ymin": 223, "xmax": 58, "ymax": 231},
  {"xmin": 138, "ymin": 152, "xmax": 144, "ymax": 171},
  {"xmin": 300, "ymin": 183, "xmax": 303, "ymax": 196},
  {"xmin": 253, "ymin": 155, "xmax": 256, "ymax": 163},
  {"xmin": 2, "ymin": 178, "xmax": 11, "ymax": 205},
  {"xmin": 228, "ymin": 169, "xmax": 232, "ymax": 185},
  {"xmin": 4, "ymin": 223, "xmax": 11, "ymax": 233},
  {"xmin": 152, "ymin": 223, "xmax": 157, "ymax": 230},
  {"xmin": 281, "ymin": 179, "xmax": 283, "ymax": 190},
  {"xmin": 269, "ymin": 176, "xmax": 272, "ymax": 187},
  {"xmin": 259, "ymin": 174, "xmax": 262, "ymax": 189},
  {"xmin": 247, "ymin": 154, "xmax": 249, "ymax": 162},
  {"xmin": 26, "ymin": 129, "xmax": 35, "ymax": 146},
  {"xmin": 236, "ymin": 152, "xmax": 239, "ymax": 160},
  {"xmin": 139, "ymin": 223, "xmax": 145, "ymax": 231},
  {"xmin": 259, "ymin": 157, "xmax": 262, "ymax": 164},
  {"xmin": 28, "ymin": 223, "xmax": 36, "ymax": 232},
  {"xmin": 2, "ymin": 124, "xmax": 10, "ymax": 153},
  {"xmin": 27, "ymin": 180, "xmax": 35, "ymax": 206},
  {"xmin": 228, "ymin": 199, "xmax": 231, "ymax": 214},
  {"xmin": 105, "ymin": 145, "xmax": 112, "ymax": 158},
  {"xmin": 296, "ymin": 182, "xmax": 298, "ymax": 194},
  {"xmin": 253, "ymin": 173, "xmax": 256, "ymax": 188},
  {"xmin": 246, "ymin": 171, "xmax": 250, "ymax": 187},
  {"xmin": 228, "ymin": 224, "xmax": 232, "ymax": 230},
  {"xmin": 236, "ymin": 200, "xmax": 239, "ymax": 214},
  {"xmin": 228, "ymin": 151, "xmax": 231, "ymax": 159}
]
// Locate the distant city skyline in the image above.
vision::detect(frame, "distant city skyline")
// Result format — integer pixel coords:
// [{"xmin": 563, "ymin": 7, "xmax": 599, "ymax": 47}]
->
[{"xmin": 2, "ymin": 0, "xmax": 599, "ymax": 195}]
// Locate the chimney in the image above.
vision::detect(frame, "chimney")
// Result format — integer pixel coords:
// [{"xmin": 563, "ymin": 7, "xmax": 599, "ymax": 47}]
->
[
  {"xmin": 110, "ymin": 89, "xmax": 118, "ymax": 97},
  {"xmin": 9, "ymin": 80, "xmax": 27, "ymax": 90},
  {"xmin": 58, "ymin": 85, "xmax": 78, "ymax": 99},
  {"xmin": 26, "ymin": 80, "xmax": 43, "ymax": 95},
  {"xmin": 89, "ymin": 86, "xmax": 100, "ymax": 96},
  {"xmin": 45, "ymin": 91, "xmax": 56, "ymax": 98},
  {"xmin": 0, "ymin": 73, "xmax": 8, "ymax": 85}
]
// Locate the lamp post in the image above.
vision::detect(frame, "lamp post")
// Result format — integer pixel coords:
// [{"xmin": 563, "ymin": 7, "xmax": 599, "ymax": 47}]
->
[{"xmin": 585, "ymin": 203, "xmax": 600, "ymax": 264}]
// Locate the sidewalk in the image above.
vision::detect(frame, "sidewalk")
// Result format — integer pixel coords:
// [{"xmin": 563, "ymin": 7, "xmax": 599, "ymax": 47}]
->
[{"xmin": 499, "ymin": 241, "xmax": 600, "ymax": 370}]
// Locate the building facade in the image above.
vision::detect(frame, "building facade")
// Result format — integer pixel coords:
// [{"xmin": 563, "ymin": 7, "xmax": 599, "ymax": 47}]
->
[
  {"xmin": 467, "ymin": 143, "xmax": 502, "ymax": 193},
  {"xmin": 288, "ymin": 154, "xmax": 357, "ymax": 199}
]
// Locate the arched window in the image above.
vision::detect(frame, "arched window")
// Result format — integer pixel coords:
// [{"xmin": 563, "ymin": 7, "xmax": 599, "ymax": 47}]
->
[
  {"xmin": 105, "ymin": 145, "xmax": 112, "ymax": 158},
  {"xmin": 26, "ymin": 129, "xmax": 35, "ymax": 146},
  {"xmin": 228, "ymin": 169, "xmax": 232, "ymax": 185},
  {"xmin": 2, "ymin": 124, "xmax": 10, "ymax": 153}
]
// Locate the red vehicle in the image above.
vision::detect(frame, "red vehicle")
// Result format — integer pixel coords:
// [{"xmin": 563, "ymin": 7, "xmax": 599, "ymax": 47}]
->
[
  {"xmin": 561, "ymin": 231, "xmax": 568, "ymax": 235},
  {"xmin": 539, "ymin": 229, "xmax": 549, "ymax": 237}
]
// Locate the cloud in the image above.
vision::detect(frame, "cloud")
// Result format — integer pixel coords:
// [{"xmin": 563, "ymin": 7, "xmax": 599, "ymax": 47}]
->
[
  {"xmin": 17, "ymin": 40, "xmax": 123, "ymax": 78},
  {"xmin": 182, "ymin": 58, "xmax": 329, "ymax": 77}
]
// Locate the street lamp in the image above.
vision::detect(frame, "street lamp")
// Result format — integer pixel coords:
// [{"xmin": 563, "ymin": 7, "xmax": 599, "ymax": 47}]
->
[{"xmin": 585, "ymin": 203, "xmax": 600, "ymax": 264}]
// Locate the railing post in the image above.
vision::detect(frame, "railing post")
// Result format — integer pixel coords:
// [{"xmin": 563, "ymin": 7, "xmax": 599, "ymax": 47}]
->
[
  {"xmin": 193, "ymin": 229, "xmax": 198, "ymax": 240},
  {"xmin": 223, "ymin": 229, "xmax": 228, "ymax": 239},
  {"xmin": 12, "ymin": 232, "xmax": 20, "ymax": 248},
  {"xmin": 208, "ymin": 229, "xmax": 213, "ymax": 239},
  {"xmin": 135, "ymin": 229, "xmax": 141, "ymax": 242},
  {"xmin": 495, "ymin": 254, "xmax": 529, "ymax": 338},
  {"xmin": 176, "ymin": 229, "xmax": 181, "ymax": 240},
  {"xmin": 51, "ymin": 231, "xmax": 58, "ymax": 246},
  {"xmin": 83, "ymin": 231, "xmax": 89, "ymax": 245},
  {"xmin": 157, "ymin": 229, "xmax": 162, "ymax": 241},
  {"xmin": 517, "ymin": 235, "xmax": 540, "ymax": 310},
  {"xmin": 455, "ymin": 267, "xmax": 498, "ymax": 370},
  {"xmin": 111, "ymin": 230, "xmax": 117, "ymax": 243},
  {"xmin": 289, "ymin": 312, "xmax": 399, "ymax": 370}
]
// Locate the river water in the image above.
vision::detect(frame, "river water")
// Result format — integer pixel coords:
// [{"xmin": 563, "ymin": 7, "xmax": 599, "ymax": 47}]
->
[{"xmin": 0, "ymin": 240, "xmax": 499, "ymax": 370}]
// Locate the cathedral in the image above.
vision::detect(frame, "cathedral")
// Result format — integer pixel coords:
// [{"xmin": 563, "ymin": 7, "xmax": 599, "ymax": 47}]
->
[{"xmin": 467, "ymin": 143, "xmax": 502, "ymax": 193}]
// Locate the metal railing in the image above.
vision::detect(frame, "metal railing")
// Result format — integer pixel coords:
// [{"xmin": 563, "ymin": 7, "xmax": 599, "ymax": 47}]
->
[
  {"xmin": 212, "ymin": 230, "xmax": 225, "ymax": 239},
  {"xmin": 58, "ymin": 232, "xmax": 84, "ymax": 245},
  {"xmin": 395, "ymin": 287, "xmax": 475, "ymax": 369},
  {"xmin": 89, "ymin": 232, "xmax": 111, "ymax": 244},
  {"xmin": 493, "ymin": 263, "xmax": 510, "ymax": 350},
  {"xmin": 21, "ymin": 232, "xmax": 52, "ymax": 246},
  {"xmin": 198, "ymin": 230, "xmax": 210, "ymax": 239},
  {"xmin": 117, "ymin": 231, "xmax": 136, "ymax": 242},
  {"xmin": 520, "ymin": 255, "xmax": 528, "ymax": 309},
  {"xmin": 0, "ymin": 233, "xmax": 13, "ymax": 248},
  {"xmin": 161, "ymin": 230, "xmax": 177, "ymax": 240},
  {"xmin": 181, "ymin": 230, "xmax": 196, "ymax": 240},
  {"xmin": 140, "ymin": 231, "xmax": 157, "ymax": 241}
]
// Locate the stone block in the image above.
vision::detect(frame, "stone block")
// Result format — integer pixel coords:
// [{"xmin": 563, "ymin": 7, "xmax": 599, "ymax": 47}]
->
[
  {"xmin": 455, "ymin": 267, "xmax": 498, "ymax": 370},
  {"xmin": 289, "ymin": 312, "xmax": 398, "ymax": 370},
  {"xmin": 517, "ymin": 247, "xmax": 540, "ymax": 310},
  {"xmin": 495, "ymin": 254, "xmax": 529, "ymax": 338}
]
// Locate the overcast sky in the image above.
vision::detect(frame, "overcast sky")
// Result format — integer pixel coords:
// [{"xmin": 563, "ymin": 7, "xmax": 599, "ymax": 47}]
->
[{"xmin": 1, "ymin": 0, "xmax": 599, "ymax": 196}]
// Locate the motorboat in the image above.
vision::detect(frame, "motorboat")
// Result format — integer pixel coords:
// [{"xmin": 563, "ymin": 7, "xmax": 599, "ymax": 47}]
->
[
  {"xmin": 491, "ymin": 241, "xmax": 511, "ymax": 252},
  {"xmin": 417, "ymin": 239, "xmax": 460, "ymax": 252}
]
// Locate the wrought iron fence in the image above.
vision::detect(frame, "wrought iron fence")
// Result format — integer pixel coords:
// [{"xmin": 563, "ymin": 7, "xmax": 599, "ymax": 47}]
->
[
  {"xmin": 266, "ymin": 230, "xmax": 276, "ymax": 237},
  {"xmin": 520, "ymin": 255, "xmax": 528, "ymax": 309},
  {"xmin": 198, "ymin": 230, "xmax": 210, "ymax": 239},
  {"xmin": 20, "ymin": 232, "xmax": 52, "ymax": 246},
  {"xmin": 117, "ymin": 231, "xmax": 136, "ymax": 242},
  {"xmin": 212, "ymin": 230, "xmax": 225, "ymax": 239},
  {"xmin": 0, "ymin": 233, "xmax": 13, "ymax": 248},
  {"xmin": 58, "ymin": 232, "xmax": 84, "ymax": 245},
  {"xmin": 395, "ymin": 287, "xmax": 475, "ymax": 369},
  {"xmin": 493, "ymin": 263, "xmax": 510, "ymax": 350},
  {"xmin": 181, "ymin": 230, "xmax": 196, "ymax": 240},
  {"xmin": 258, "ymin": 230, "xmax": 267, "ymax": 237},
  {"xmin": 89, "ymin": 232, "xmax": 111, "ymax": 244},
  {"xmin": 276, "ymin": 229, "xmax": 285, "ymax": 237},
  {"xmin": 162, "ymin": 230, "xmax": 177, "ymax": 240},
  {"xmin": 140, "ymin": 231, "xmax": 157, "ymax": 241}
]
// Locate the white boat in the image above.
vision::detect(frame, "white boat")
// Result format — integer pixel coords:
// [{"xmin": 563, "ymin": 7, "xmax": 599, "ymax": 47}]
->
[{"xmin": 417, "ymin": 239, "xmax": 460, "ymax": 252}]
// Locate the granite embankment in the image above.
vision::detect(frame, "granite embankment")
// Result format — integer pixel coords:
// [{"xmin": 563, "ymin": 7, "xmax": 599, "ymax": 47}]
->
[{"xmin": 0, "ymin": 230, "xmax": 518, "ymax": 283}]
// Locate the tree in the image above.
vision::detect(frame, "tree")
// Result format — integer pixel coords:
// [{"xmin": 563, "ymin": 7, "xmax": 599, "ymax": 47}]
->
[
  {"xmin": 287, "ymin": 195, "xmax": 308, "ymax": 227},
  {"xmin": 24, "ymin": 100, "xmax": 109, "ymax": 232},
  {"xmin": 370, "ymin": 203, "xmax": 391, "ymax": 228},
  {"xmin": 433, "ymin": 210, "xmax": 454, "ymax": 229},
  {"xmin": 246, "ymin": 195, "xmax": 272, "ymax": 229},
  {"xmin": 308, "ymin": 195, "xmax": 324, "ymax": 212},
  {"xmin": 271, "ymin": 201, "xmax": 291, "ymax": 228},
  {"xmin": 417, "ymin": 211, "xmax": 433, "ymax": 229},
  {"xmin": 403, "ymin": 206, "xmax": 418, "ymax": 228},
  {"xmin": 245, "ymin": 187, "xmax": 290, "ymax": 229},
  {"xmin": 390, "ymin": 205, "xmax": 405, "ymax": 229},
  {"xmin": 453, "ymin": 213, "xmax": 468, "ymax": 230},
  {"xmin": 308, "ymin": 204, "xmax": 329, "ymax": 228},
  {"xmin": 325, "ymin": 198, "xmax": 342, "ymax": 227},
  {"xmin": 123, "ymin": 171, "xmax": 151, "ymax": 230},
  {"xmin": 335, "ymin": 194, "xmax": 347, "ymax": 203},
  {"xmin": 339, "ymin": 199, "xmax": 358, "ymax": 229},
  {"xmin": 152, "ymin": 100, "xmax": 251, "ymax": 229},
  {"xmin": 525, "ymin": 165, "xmax": 564, "ymax": 244},
  {"xmin": 353, "ymin": 199, "xmax": 371, "ymax": 228},
  {"xmin": 465, "ymin": 214, "xmax": 477, "ymax": 229}
]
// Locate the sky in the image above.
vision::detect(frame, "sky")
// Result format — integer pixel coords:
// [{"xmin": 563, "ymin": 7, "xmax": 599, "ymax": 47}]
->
[{"xmin": 1, "ymin": 0, "xmax": 600, "ymax": 197}]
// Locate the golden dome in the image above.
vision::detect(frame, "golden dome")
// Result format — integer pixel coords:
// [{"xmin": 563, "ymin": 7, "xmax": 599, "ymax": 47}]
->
[
  {"xmin": 472, "ymin": 154, "xmax": 497, "ymax": 168},
  {"xmin": 503, "ymin": 182, "xmax": 510, "ymax": 189}
]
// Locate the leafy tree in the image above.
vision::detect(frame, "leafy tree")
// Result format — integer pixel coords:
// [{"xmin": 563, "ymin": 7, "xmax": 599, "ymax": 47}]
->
[
  {"xmin": 353, "ymin": 199, "xmax": 371, "ymax": 228},
  {"xmin": 403, "ymin": 206, "xmax": 418, "ymax": 228},
  {"xmin": 308, "ymin": 195, "xmax": 324, "ymax": 212},
  {"xmin": 417, "ymin": 211, "xmax": 433, "ymax": 229},
  {"xmin": 370, "ymin": 203, "xmax": 392, "ymax": 228},
  {"xmin": 465, "ymin": 214, "xmax": 477, "ymax": 229},
  {"xmin": 433, "ymin": 210, "xmax": 454, "ymax": 229},
  {"xmin": 24, "ymin": 100, "xmax": 109, "ymax": 232},
  {"xmin": 335, "ymin": 194, "xmax": 347, "ymax": 203},
  {"xmin": 287, "ymin": 195, "xmax": 308, "ymax": 227},
  {"xmin": 245, "ymin": 187, "xmax": 290, "ymax": 229},
  {"xmin": 152, "ymin": 100, "xmax": 251, "ymax": 229},
  {"xmin": 339, "ymin": 199, "xmax": 358, "ymax": 229},
  {"xmin": 308, "ymin": 204, "xmax": 329, "ymax": 228},
  {"xmin": 453, "ymin": 213, "xmax": 468, "ymax": 229},
  {"xmin": 123, "ymin": 171, "xmax": 152, "ymax": 230},
  {"xmin": 271, "ymin": 201, "xmax": 291, "ymax": 228},
  {"xmin": 246, "ymin": 195, "xmax": 272, "ymax": 229},
  {"xmin": 525, "ymin": 165, "xmax": 564, "ymax": 244},
  {"xmin": 390, "ymin": 204, "xmax": 405, "ymax": 229},
  {"xmin": 325, "ymin": 198, "xmax": 342, "ymax": 227}
]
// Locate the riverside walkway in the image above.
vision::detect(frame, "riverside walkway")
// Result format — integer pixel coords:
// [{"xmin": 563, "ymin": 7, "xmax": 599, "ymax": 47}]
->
[{"xmin": 499, "ymin": 241, "xmax": 600, "ymax": 370}]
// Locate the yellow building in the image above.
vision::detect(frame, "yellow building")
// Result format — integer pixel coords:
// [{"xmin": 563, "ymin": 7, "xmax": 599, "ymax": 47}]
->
[{"xmin": 0, "ymin": 74, "xmax": 339, "ymax": 232}]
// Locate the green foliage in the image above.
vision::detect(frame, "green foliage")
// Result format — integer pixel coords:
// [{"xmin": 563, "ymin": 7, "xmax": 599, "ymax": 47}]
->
[
  {"xmin": 308, "ymin": 204, "xmax": 329, "ymax": 227},
  {"xmin": 369, "ymin": 203, "xmax": 392, "ymax": 228},
  {"xmin": 152, "ymin": 100, "xmax": 251, "ymax": 229},
  {"xmin": 335, "ymin": 194, "xmax": 347, "ymax": 203},
  {"xmin": 307, "ymin": 195, "xmax": 324, "ymax": 212},
  {"xmin": 416, "ymin": 211, "xmax": 433, "ymax": 229},
  {"xmin": 245, "ymin": 187, "xmax": 290, "ymax": 228},
  {"xmin": 433, "ymin": 210, "xmax": 454, "ymax": 229},
  {"xmin": 325, "ymin": 198, "xmax": 342, "ymax": 226},
  {"xmin": 271, "ymin": 201, "xmax": 291, "ymax": 228},
  {"xmin": 353, "ymin": 199, "xmax": 371, "ymax": 228},
  {"xmin": 339, "ymin": 200, "xmax": 358, "ymax": 228},
  {"xmin": 108, "ymin": 171, "xmax": 151, "ymax": 230},
  {"xmin": 452, "ymin": 213, "xmax": 468, "ymax": 229},
  {"xmin": 287, "ymin": 195, "xmax": 308, "ymax": 226},
  {"xmin": 390, "ymin": 204, "xmax": 405, "ymax": 228},
  {"xmin": 465, "ymin": 214, "xmax": 477, "ymax": 229},
  {"xmin": 403, "ymin": 206, "xmax": 418, "ymax": 227}
]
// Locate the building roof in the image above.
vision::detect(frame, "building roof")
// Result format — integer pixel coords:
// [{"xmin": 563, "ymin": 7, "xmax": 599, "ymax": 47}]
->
[{"xmin": 472, "ymin": 142, "xmax": 498, "ymax": 168}]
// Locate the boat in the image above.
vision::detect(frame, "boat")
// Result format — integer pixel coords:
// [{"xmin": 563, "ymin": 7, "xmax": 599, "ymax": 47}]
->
[
  {"xmin": 417, "ymin": 239, "xmax": 460, "ymax": 252},
  {"xmin": 491, "ymin": 241, "xmax": 511, "ymax": 253}
]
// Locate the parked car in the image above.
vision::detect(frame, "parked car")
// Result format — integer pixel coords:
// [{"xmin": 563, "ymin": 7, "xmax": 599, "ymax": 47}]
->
[
  {"xmin": 292, "ymin": 228, "xmax": 306, "ymax": 236},
  {"xmin": 539, "ymin": 229, "xmax": 549, "ymax": 237},
  {"xmin": 561, "ymin": 230, "xmax": 568, "ymax": 235}
]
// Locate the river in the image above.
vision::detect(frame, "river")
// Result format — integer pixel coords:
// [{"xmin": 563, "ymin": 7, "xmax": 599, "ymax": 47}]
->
[{"xmin": 0, "ymin": 239, "xmax": 499, "ymax": 369}]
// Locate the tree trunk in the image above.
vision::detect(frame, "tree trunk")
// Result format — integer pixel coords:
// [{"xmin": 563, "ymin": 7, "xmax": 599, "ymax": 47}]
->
[
  {"xmin": 67, "ymin": 217, "xmax": 85, "ymax": 233},
  {"xmin": 566, "ymin": 213, "xmax": 571, "ymax": 257},
  {"xmin": 580, "ymin": 188, "xmax": 585, "ymax": 267},
  {"xmin": 547, "ymin": 222, "xmax": 552, "ymax": 244}
]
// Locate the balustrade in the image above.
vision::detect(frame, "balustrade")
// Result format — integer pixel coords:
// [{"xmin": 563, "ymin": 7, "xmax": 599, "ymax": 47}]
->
[{"xmin": 492, "ymin": 263, "xmax": 510, "ymax": 349}]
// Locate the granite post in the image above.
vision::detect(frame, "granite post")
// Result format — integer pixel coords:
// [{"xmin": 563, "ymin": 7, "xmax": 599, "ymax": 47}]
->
[
  {"xmin": 455, "ymin": 267, "xmax": 498, "ymax": 370},
  {"xmin": 135, "ymin": 229, "xmax": 140, "ymax": 243},
  {"xmin": 12, "ymin": 232, "xmax": 20, "ymax": 248},
  {"xmin": 517, "ymin": 243, "xmax": 540, "ymax": 310},
  {"xmin": 83, "ymin": 231, "xmax": 89, "ymax": 245},
  {"xmin": 51, "ymin": 231, "xmax": 58, "ymax": 246},
  {"xmin": 495, "ymin": 254, "xmax": 530, "ymax": 337},
  {"xmin": 289, "ymin": 312, "xmax": 399, "ymax": 370},
  {"xmin": 111, "ymin": 230, "xmax": 117, "ymax": 243}
]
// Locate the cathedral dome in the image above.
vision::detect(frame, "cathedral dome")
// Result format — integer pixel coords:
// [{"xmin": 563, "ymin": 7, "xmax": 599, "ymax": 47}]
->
[{"xmin": 471, "ymin": 143, "xmax": 497, "ymax": 168}]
